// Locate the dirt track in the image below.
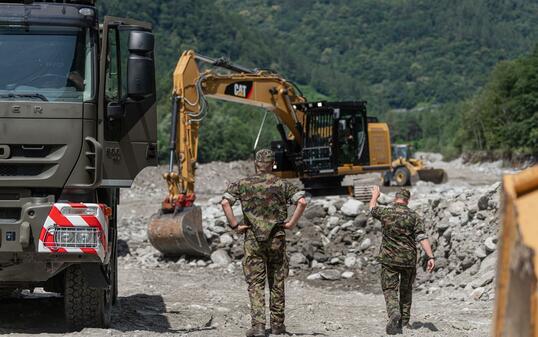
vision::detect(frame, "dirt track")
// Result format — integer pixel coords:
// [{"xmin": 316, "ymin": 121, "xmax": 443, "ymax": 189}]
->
[
  {"xmin": 0, "ymin": 157, "xmax": 505, "ymax": 337},
  {"xmin": 0, "ymin": 266, "xmax": 491, "ymax": 337}
]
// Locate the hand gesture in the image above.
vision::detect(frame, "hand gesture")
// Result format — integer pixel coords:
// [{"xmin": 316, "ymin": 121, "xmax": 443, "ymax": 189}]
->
[
  {"xmin": 283, "ymin": 222, "xmax": 294, "ymax": 230},
  {"xmin": 427, "ymin": 258, "xmax": 435, "ymax": 273},
  {"xmin": 235, "ymin": 223, "xmax": 250, "ymax": 234},
  {"xmin": 371, "ymin": 185, "xmax": 381, "ymax": 200}
]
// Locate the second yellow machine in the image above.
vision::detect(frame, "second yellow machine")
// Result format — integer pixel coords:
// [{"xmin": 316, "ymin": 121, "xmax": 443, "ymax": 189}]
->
[{"xmin": 148, "ymin": 50, "xmax": 392, "ymax": 256}]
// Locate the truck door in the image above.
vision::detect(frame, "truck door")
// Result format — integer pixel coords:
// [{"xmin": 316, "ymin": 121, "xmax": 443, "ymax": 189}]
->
[{"xmin": 98, "ymin": 16, "xmax": 157, "ymax": 187}]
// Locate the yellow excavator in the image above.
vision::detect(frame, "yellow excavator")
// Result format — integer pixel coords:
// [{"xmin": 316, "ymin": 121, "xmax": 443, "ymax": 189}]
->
[
  {"xmin": 494, "ymin": 165, "xmax": 538, "ymax": 337},
  {"xmin": 147, "ymin": 50, "xmax": 392, "ymax": 256}
]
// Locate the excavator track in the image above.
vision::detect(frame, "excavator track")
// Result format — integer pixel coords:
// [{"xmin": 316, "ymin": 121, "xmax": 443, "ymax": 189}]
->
[{"xmin": 353, "ymin": 176, "xmax": 379, "ymax": 202}]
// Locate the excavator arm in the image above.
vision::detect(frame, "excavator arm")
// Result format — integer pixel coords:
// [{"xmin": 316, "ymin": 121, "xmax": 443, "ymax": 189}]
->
[
  {"xmin": 149, "ymin": 50, "xmax": 306, "ymax": 256},
  {"xmin": 164, "ymin": 50, "xmax": 306, "ymax": 208}
]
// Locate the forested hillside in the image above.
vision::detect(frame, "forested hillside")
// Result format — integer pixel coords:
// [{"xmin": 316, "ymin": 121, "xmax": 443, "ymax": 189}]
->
[{"xmin": 98, "ymin": 0, "xmax": 538, "ymax": 161}]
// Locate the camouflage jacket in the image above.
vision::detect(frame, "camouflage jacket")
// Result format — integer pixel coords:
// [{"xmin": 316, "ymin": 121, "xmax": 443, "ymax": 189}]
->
[
  {"xmin": 223, "ymin": 173, "xmax": 305, "ymax": 241},
  {"xmin": 370, "ymin": 203, "xmax": 428, "ymax": 267}
]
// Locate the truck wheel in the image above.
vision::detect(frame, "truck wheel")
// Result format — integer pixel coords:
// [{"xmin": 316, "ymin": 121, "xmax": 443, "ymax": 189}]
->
[
  {"xmin": 393, "ymin": 167, "xmax": 411, "ymax": 186},
  {"xmin": 0, "ymin": 288, "xmax": 18, "ymax": 299},
  {"xmin": 64, "ymin": 264, "xmax": 112, "ymax": 330}
]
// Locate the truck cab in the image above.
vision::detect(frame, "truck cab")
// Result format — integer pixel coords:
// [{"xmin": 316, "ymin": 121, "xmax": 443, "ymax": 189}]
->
[{"xmin": 0, "ymin": 0, "xmax": 157, "ymax": 329}]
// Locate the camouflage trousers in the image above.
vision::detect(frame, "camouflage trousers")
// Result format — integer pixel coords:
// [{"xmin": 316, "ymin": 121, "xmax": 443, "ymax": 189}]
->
[
  {"xmin": 243, "ymin": 231, "xmax": 289, "ymax": 326},
  {"xmin": 381, "ymin": 263, "xmax": 417, "ymax": 323}
]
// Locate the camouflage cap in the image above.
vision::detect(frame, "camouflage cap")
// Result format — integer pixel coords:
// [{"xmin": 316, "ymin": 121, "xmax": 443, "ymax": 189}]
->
[
  {"xmin": 255, "ymin": 148, "xmax": 275, "ymax": 163},
  {"xmin": 395, "ymin": 188, "xmax": 411, "ymax": 200}
]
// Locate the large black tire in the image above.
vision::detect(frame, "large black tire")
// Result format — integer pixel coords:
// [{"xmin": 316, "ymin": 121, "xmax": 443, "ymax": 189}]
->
[
  {"xmin": 0, "ymin": 288, "xmax": 19, "ymax": 299},
  {"xmin": 393, "ymin": 166, "xmax": 411, "ymax": 186},
  {"xmin": 64, "ymin": 264, "xmax": 112, "ymax": 330}
]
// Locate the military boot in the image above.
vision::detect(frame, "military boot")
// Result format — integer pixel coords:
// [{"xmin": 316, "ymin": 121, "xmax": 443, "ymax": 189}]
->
[
  {"xmin": 401, "ymin": 320, "xmax": 413, "ymax": 330},
  {"xmin": 386, "ymin": 312, "xmax": 402, "ymax": 335},
  {"xmin": 270, "ymin": 323, "xmax": 286, "ymax": 335},
  {"xmin": 245, "ymin": 324, "xmax": 265, "ymax": 337}
]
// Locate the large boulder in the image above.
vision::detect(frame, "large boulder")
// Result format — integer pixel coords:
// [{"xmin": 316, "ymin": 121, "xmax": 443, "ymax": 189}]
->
[
  {"xmin": 477, "ymin": 195, "xmax": 489, "ymax": 211},
  {"xmin": 484, "ymin": 237, "xmax": 497, "ymax": 253},
  {"xmin": 344, "ymin": 255, "xmax": 357, "ymax": 268},
  {"xmin": 474, "ymin": 246, "xmax": 487, "ymax": 260},
  {"xmin": 219, "ymin": 233, "xmax": 234, "ymax": 245},
  {"xmin": 289, "ymin": 252, "xmax": 308, "ymax": 268},
  {"xmin": 359, "ymin": 238, "xmax": 372, "ymax": 251},
  {"xmin": 319, "ymin": 269, "xmax": 341, "ymax": 281},
  {"xmin": 341, "ymin": 199, "xmax": 364, "ymax": 217},
  {"xmin": 448, "ymin": 201, "xmax": 466, "ymax": 216},
  {"xmin": 211, "ymin": 249, "xmax": 232, "ymax": 267},
  {"xmin": 353, "ymin": 214, "xmax": 368, "ymax": 227},
  {"xmin": 326, "ymin": 216, "xmax": 340, "ymax": 227},
  {"xmin": 305, "ymin": 204, "xmax": 327, "ymax": 219}
]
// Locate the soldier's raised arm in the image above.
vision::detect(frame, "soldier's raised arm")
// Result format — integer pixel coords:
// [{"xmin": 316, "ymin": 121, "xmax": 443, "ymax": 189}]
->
[{"xmin": 368, "ymin": 185, "xmax": 385, "ymax": 220}]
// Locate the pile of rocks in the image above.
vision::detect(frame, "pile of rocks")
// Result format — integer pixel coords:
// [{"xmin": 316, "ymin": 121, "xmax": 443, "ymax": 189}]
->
[
  {"xmin": 201, "ymin": 180, "xmax": 502, "ymax": 300},
  {"xmin": 116, "ymin": 160, "xmax": 502, "ymax": 302}
]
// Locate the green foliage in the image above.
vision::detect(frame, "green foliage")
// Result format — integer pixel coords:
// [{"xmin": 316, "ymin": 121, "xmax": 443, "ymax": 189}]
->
[
  {"xmin": 221, "ymin": 0, "xmax": 538, "ymax": 109},
  {"xmin": 97, "ymin": 0, "xmax": 538, "ymax": 161},
  {"xmin": 197, "ymin": 103, "xmax": 281, "ymax": 162},
  {"xmin": 384, "ymin": 103, "xmax": 463, "ymax": 158},
  {"xmin": 458, "ymin": 47, "xmax": 538, "ymax": 155}
]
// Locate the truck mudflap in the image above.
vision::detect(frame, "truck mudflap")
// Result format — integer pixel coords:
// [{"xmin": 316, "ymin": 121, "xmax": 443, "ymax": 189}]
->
[{"xmin": 38, "ymin": 203, "xmax": 110, "ymax": 263}]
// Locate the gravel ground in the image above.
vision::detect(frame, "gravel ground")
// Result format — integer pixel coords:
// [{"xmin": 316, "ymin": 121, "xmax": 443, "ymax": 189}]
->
[
  {"xmin": 0, "ymin": 267, "xmax": 491, "ymax": 337},
  {"xmin": 0, "ymin": 155, "xmax": 505, "ymax": 337}
]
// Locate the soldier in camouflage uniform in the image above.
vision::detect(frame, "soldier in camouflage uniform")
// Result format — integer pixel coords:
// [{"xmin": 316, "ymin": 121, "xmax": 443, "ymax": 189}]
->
[
  {"xmin": 369, "ymin": 186, "xmax": 435, "ymax": 335},
  {"xmin": 221, "ymin": 149, "xmax": 307, "ymax": 337}
]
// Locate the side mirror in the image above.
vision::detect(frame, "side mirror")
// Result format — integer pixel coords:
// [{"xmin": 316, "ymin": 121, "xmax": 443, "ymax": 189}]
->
[{"xmin": 127, "ymin": 31, "xmax": 155, "ymax": 99}]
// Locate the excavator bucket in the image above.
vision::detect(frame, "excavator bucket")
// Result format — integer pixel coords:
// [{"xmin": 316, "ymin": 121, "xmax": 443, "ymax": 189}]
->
[
  {"xmin": 147, "ymin": 206, "xmax": 211, "ymax": 257},
  {"xmin": 417, "ymin": 168, "xmax": 447, "ymax": 184}
]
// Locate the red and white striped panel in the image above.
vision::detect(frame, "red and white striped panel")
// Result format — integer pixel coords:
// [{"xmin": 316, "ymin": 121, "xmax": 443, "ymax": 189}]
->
[{"xmin": 38, "ymin": 203, "xmax": 109, "ymax": 262}]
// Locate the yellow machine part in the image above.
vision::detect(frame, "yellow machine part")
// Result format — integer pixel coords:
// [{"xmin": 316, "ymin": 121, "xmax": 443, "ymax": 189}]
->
[
  {"xmin": 390, "ymin": 157, "xmax": 447, "ymax": 185},
  {"xmin": 494, "ymin": 165, "xmax": 538, "ymax": 337}
]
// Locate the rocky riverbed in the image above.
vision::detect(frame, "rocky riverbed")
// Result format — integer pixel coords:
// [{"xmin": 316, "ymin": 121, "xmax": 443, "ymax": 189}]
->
[
  {"xmin": 1, "ymin": 154, "xmax": 513, "ymax": 336},
  {"xmin": 118, "ymin": 165, "xmax": 503, "ymax": 303}
]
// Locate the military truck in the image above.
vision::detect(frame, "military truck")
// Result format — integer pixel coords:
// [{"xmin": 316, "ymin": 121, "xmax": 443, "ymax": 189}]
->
[{"xmin": 0, "ymin": 0, "xmax": 157, "ymax": 329}]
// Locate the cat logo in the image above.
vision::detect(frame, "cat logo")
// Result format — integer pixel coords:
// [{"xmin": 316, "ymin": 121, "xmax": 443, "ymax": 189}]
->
[
  {"xmin": 225, "ymin": 81, "xmax": 253, "ymax": 99},
  {"xmin": 234, "ymin": 84, "xmax": 247, "ymax": 97}
]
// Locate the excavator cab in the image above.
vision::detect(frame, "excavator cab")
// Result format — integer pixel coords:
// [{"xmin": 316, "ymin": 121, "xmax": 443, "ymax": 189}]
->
[
  {"xmin": 300, "ymin": 101, "xmax": 370, "ymax": 174},
  {"xmin": 275, "ymin": 101, "xmax": 377, "ymax": 197}
]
